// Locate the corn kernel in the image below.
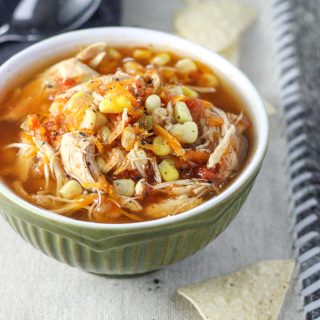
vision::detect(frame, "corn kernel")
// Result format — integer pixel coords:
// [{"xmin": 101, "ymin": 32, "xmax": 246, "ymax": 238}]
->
[
  {"xmin": 113, "ymin": 179, "xmax": 135, "ymax": 197},
  {"xmin": 159, "ymin": 159, "xmax": 179, "ymax": 182},
  {"xmin": 135, "ymin": 148, "xmax": 149, "ymax": 165},
  {"xmin": 169, "ymin": 121, "xmax": 198, "ymax": 144},
  {"xmin": 168, "ymin": 86, "xmax": 183, "ymax": 96},
  {"xmin": 152, "ymin": 136, "xmax": 173, "ymax": 156},
  {"xmin": 124, "ymin": 61, "xmax": 140, "ymax": 74},
  {"xmin": 94, "ymin": 111, "xmax": 108, "ymax": 129},
  {"xmin": 182, "ymin": 86, "xmax": 199, "ymax": 98},
  {"xmin": 175, "ymin": 58, "xmax": 197, "ymax": 73},
  {"xmin": 96, "ymin": 157, "xmax": 108, "ymax": 173},
  {"xmin": 161, "ymin": 67, "xmax": 177, "ymax": 79},
  {"xmin": 133, "ymin": 49, "xmax": 152, "ymax": 61},
  {"xmin": 151, "ymin": 53, "xmax": 171, "ymax": 66},
  {"xmin": 108, "ymin": 48, "xmax": 121, "ymax": 59},
  {"xmin": 59, "ymin": 180, "xmax": 83, "ymax": 199},
  {"xmin": 65, "ymin": 91, "xmax": 93, "ymax": 113},
  {"xmin": 200, "ymin": 73, "xmax": 220, "ymax": 87},
  {"xmin": 89, "ymin": 52, "xmax": 106, "ymax": 68},
  {"xmin": 99, "ymin": 126, "xmax": 111, "ymax": 143},
  {"xmin": 99, "ymin": 94, "xmax": 131, "ymax": 113},
  {"xmin": 145, "ymin": 94, "xmax": 161, "ymax": 114},
  {"xmin": 121, "ymin": 126, "xmax": 136, "ymax": 151},
  {"xmin": 174, "ymin": 101, "xmax": 193, "ymax": 123},
  {"xmin": 81, "ymin": 108, "xmax": 96, "ymax": 130},
  {"xmin": 135, "ymin": 178, "xmax": 147, "ymax": 196},
  {"xmin": 49, "ymin": 101, "xmax": 64, "ymax": 116}
]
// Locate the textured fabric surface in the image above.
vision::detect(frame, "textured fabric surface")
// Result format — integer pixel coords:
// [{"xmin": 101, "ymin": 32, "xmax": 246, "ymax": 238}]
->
[
  {"xmin": 0, "ymin": 0, "xmax": 302, "ymax": 319},
  {"xmin": 274, "ymin": 0, "xmax": 320, "ymax": 319}
]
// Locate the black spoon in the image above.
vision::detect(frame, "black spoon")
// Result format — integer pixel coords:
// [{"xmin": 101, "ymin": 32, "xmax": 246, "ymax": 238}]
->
[{"xmin": 0, "ymin": 0, "xmax": 102, "ymax": 43}]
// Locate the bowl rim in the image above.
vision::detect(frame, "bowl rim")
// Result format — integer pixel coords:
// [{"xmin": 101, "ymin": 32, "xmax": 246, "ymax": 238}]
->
[{"xmin": 0, "ymin": 27, "xmax": 269, "ymax": 230}]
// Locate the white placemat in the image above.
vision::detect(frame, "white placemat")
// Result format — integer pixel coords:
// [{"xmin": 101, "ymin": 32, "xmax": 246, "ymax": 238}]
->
[{"xmin": 0, "ymin": 0, "xmax": 303, "ymax": 319}]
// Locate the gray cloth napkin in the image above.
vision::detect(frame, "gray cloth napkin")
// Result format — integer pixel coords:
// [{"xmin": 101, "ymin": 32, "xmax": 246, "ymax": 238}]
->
[{"xmin": 274, "ymin": 0, "xmax": 320, "ymax": 319}]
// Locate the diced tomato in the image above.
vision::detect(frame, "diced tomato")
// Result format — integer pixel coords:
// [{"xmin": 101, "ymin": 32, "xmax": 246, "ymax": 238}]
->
[
  {"xmin": 64, "ymin": 78, "xmax": 76, "ymax": 87},
  {"xmin": 42, "ymin": 116, "xmax": 67, "ymax": 144},
  {"xmin": 55, "ymin": 77, "xmax": 77, "ymax": 91},
  {"xmin": 184, "ymin": 98, "xmax": 206, "ymax": 123},
  {"xmin": 26, "ymin": 114, "xmax": 40, "ymax": 130},
  {"xmin": 23, "ymin": 114, "xmax": 48, "ymax": 141},
  {"xmin": 196, "ymin": 166, "xmax": 218, "ymax": 182}
]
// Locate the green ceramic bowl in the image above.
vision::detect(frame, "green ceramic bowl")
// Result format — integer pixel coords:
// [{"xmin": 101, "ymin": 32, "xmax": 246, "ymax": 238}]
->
[{"xmin": 0, "ymin": 28, "xmax": 268, "ymax": 275}]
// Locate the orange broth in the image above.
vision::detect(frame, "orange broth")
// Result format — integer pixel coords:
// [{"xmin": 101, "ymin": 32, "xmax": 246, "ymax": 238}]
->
[{"xmin": 0, "ymin": 46, "xmax": 252, "ymax": 223}]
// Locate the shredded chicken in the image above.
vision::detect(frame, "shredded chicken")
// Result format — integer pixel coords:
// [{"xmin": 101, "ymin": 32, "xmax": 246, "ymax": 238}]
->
[
  {"xmin": 108, "ymin": 108, "xmax": 129, "ymax": 144},
  {"xmin": 59, "ymin": 132, "xmax": 100, "ymax": 187},
  {"xmin": 207, "ymin": 124, "xmax": 236, "ymax": 169},
  {"xmin": 33, "ymin": 138, "xmax": 66, "ymax": 192},
  {"xmin": 5, "ymin": 143, "xmax": 36, "ymax": 181},
  {"xmin": 145, "ymin": 195, "xmax": 203, "ymax": 218},
  {"xmin": 1, "ymin": 58, "xmax": 98, "ymax": 122},
  {"xmin": 42, "ymin": 58, "xmax": 99, "ymax": 90},
  {"xmin": 1, "ymin": 43, "xmax": 250, "ymax": 223},
  {"xmin": 116, "ymin": 196, "xmax": 143, "ymax": 212},
  {"xmin": 127, "ymin": 145, "xmax": 150, "ymax": 178},
  {"xmin": 76, "ymin": 42, "xmax": 108, "ymax": 61},
  {"xmin": 102, "ymin": 148, "xmax": 128, "ymax": 174},
  {"xmin": 56, "ymin": 72, "xmax": 132, "ymax": 100},
  {"xmin": 153, "ymin": 179, "xmax": 212, "ymax": 196}
]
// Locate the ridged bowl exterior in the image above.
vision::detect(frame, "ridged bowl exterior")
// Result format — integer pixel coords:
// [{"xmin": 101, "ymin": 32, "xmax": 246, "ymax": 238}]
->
[
  {"xmin": 0, "ymin": 179, "xmax": 254, "ymax": 275},
  {"xmin": 0, "ymin": 28, "xmax": 268, "ymax": 276}
]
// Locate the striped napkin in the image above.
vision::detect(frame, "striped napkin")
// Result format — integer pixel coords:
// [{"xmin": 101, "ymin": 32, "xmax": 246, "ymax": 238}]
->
[{"xmin": 274, "ymin": 0, "xmax": 320, "ymax": 318}]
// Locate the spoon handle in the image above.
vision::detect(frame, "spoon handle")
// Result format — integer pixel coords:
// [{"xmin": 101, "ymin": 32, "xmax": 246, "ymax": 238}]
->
[
  {"xmin": 0, "ymin": 33, "xmax": 29, "ymax": 44},
  {"xmin": 0, "ymin": 25, "xmax": 41, "ymax": 44}
]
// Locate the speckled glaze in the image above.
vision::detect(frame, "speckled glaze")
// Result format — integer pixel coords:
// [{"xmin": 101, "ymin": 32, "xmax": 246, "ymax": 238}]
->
[{"xmin": 0, "ymin": 28, "xmax": 268, "ymax": 275}]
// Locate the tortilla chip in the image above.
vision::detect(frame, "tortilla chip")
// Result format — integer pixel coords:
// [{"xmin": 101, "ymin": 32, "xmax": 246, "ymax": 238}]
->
[
  {"xmin": 175, "ymin": 0, "xmax": 256, "ymax": 53},
  {"xmin": 220, "ymin": 40, "xmax": 240, "ymax": 66},
  {"xmin": 177, "ymin": 260, "xmax": 295, "ymax": 320}
]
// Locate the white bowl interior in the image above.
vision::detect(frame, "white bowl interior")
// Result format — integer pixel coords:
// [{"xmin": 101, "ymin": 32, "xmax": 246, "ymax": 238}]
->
[{"xmin": 0, "ymin": 27, "xmax": 269, "ymax": 230}]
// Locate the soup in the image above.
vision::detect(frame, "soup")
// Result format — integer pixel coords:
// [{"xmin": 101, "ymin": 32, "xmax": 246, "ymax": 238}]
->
[{"xmin": 0, "ymin": 44, "xmax": 251, "ymax": 223}]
